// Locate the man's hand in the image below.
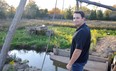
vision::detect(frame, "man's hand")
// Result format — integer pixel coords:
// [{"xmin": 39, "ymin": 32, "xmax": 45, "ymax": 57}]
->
[
  {"xmin": 66, "ymin": 63, "xmax": 72, "ymax": 71},
  {"xmin": 66, "ymin": 49, "xmax": 82, "ymax": 71}
]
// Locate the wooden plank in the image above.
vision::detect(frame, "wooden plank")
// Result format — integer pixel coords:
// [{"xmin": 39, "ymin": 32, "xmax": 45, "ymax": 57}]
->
[
  {"xmin": 50, "ymin": 53, "xmax": 108, "ymax": 71},
  {"xmin": 84, "ymin": 61, "xmax": 108, "ymax": 71},
  {"xmin": 89, "ymin": 55, "xmax": 108, "ymax": 63},
  {"xmin": 50, "ymin": 53, "xmax": 69, "ymax": 64},
  {"xmin": 52, "ymin": 48, "xmax": 109, "ymax": 63}
]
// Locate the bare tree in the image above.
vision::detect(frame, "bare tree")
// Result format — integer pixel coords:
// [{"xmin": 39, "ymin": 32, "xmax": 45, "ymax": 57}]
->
[
  {"xmin": 0, "ymin": 0, "xmax": 27, "ymax": 70},
  {"xmin": 77, "ymin": 0, "xmax": 116, "ymax": 11}
]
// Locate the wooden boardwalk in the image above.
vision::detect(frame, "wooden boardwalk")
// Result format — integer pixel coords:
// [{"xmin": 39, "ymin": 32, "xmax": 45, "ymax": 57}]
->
[{"xmin": 50, "ymin": 53, "xmax": 108, "ymax": 71}]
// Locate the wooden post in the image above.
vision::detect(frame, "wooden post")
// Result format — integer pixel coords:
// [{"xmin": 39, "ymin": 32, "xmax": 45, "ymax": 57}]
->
[
  {"xmin": 0, "ymin": 0, "xmax": 27, "ymax": 70},
  {"xmin": 76, "ymin": 0, "xmax": 79, "ymax": 11},
  {"xmin": 53, "ymin": 0, "xmax": 57, "ymax": 20},
  {"xmin": 61, "ymin": 0, "xmax": 64, "ymax": 20}
]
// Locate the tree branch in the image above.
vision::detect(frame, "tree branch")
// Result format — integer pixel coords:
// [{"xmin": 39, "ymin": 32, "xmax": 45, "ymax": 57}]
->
[{"xmin": 78, "ymin": 0, "xmax": 116, "ymax": 11}]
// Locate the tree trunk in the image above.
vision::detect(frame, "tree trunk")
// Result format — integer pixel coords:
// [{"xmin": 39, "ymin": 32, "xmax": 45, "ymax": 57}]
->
[
  {"xmin": 78, "ymin": 0, "xmax": 116, "ymax": 11},
  {"xmin": 76, "ymin": 0, "xmax": 80, "ymax": 11},
  {"xmin": 0, "ymin": 0, "xmax": 27, "ymax": 70}
]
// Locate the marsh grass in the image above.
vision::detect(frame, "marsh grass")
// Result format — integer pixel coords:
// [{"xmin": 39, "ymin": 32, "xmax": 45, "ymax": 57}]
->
[{"xmin": 0, "ymin": 19, "xmax": 116, "ymax": 50}]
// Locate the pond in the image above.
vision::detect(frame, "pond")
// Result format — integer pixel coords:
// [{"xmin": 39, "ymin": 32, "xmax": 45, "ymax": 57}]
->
[{"xmin": 9, "ymin": 50, "xmax": 67, "ymax": 71}]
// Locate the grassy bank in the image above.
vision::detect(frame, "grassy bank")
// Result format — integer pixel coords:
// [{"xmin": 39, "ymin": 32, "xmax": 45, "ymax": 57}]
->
[
  {"xmin": 0, "ymin": 26, "xmax": 116, "ymax": 51},
  {"xmin": 0, "ymin": 26, "xmax": 74, "ymax": 50}
]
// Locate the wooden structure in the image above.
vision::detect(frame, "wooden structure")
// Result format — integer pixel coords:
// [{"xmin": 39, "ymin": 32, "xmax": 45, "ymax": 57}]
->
[
  {"xmin": 50, "ymin": 48, "xmax": 109, "ymax": 71},
  {"xmin": 50, "ymin": 53, "xmax": 109, "ymax": 71}
]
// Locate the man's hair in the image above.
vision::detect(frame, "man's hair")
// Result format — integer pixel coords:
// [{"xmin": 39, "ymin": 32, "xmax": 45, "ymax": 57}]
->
[{"xmin": 74, "ymin": 11, "xmax": 85, "ymax": 18}]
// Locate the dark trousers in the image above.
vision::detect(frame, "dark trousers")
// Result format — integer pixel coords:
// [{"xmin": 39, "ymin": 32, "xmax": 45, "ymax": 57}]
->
[{"xmin": 72, "ymin": 62, "xmax": 86, "ymax": 71}]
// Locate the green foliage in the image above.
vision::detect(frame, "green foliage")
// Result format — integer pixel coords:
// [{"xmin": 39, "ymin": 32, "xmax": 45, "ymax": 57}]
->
[
  {"xmin": 91, "ymin": 30, "xmax": 98, "ymax": 47},
  {"xmin": 49, "ymin": 26, "xmax": 74, "ymax": 48},
  {"xmin": 7, "ymin": 6, "xmax": 16, "ymax": 18},
  {"xmin": 11, "ymin": 29, "xmax": 48, "ymax": 48},
  {"xmin": 0, "ymin": 25, "xmax": 116, "ymax": 50},
  {"xmin": 90, "ymin": 29, "xmax": 100, "ymax": 50},
  {"xmin": 0, "ymin": 30, "xmax": 6, "ymax": 45},
  {"xmin": 96, "ymin": 10, "xmax": 103, "ymax": 20},
  {"xmin": 64, "ymin": 7, "xmax": 73, "ymax": 19},
  {"xmin": 0, "ymin": 0, "xmax": 8, "ymax": 19},
  {"xmin": 38, "ymin": 9, "xmax": 48, "ymax": 18},
  {"xmin": 7, "ymin": 64, "xmax": 15, "ymax": 71},
  {"xmin": 89, "ymin": 10, "xmax": 97, "ymax": 20},
  {"xmin": 90, "ymin": 29, "xmax": 116, "ymax": 50},
  {"xmin": 79, "ymin": 6, "xmax": 90, "ymax": 15},
  {"xmin": 104, "ymin": 9, "xmax": 112, "ymax": 20},
  {"xmin": 49, "ymin": 8, "xmax": 61, "ymax": 14},
  {"xmin": 24, "ymin": 1, "xmax": 39, "ymax": 19},
  {"xmin": 0, "ymin": 8, "xmax": 6, "ymax": 19},
  {"xmin": 23, "ymin": 1, "xmax": 48, "ymax": 19}
]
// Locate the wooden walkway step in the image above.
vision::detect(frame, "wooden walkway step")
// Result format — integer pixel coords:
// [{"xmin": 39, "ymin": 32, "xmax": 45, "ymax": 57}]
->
[{"xmin": 50, "ymin": 53, "xmax": 108, "ymax": 71}]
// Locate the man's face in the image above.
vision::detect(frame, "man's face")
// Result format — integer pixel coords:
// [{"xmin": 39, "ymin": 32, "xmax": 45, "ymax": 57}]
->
[{"xmin": 73, "ymin": 13, "xmax": 85, "ymax": 26}]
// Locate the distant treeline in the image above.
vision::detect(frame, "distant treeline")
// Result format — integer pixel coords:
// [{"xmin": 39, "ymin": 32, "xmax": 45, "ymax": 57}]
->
[{"xmin": 0, "ymin": 0, "xmax": 116, "ymax": 20}]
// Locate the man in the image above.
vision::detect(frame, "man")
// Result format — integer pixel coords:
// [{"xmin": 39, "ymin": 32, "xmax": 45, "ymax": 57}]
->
[{"xmin": 66, "ymin": 11, "xmax": 91, "ymax": 71}]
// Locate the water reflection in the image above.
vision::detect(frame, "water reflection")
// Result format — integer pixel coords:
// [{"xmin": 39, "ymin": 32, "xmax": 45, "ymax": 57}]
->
[{"xmin": 9, "ymin": 50, "xmax": 67, "ymax": 71}]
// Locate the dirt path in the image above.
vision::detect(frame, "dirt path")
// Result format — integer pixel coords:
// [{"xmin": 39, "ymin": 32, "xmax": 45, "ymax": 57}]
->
[{"xmin": 91, "ymin": 36, "xmax": 116, "ymax": 58}]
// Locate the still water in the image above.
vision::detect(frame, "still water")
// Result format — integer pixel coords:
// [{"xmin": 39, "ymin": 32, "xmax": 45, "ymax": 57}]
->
[{"xmin": 9, "ymin": 50, "xmax": 67, "ymax": 71}]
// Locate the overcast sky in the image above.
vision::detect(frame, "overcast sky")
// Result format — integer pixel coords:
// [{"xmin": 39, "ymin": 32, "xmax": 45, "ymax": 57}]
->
[{"xmin": 5, "ymin": 0, "xmax": 116, "ymax": 10}]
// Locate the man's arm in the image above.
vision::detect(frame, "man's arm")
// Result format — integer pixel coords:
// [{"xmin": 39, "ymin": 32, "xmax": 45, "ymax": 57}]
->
[{"xmin": 66, "ymin": 49, "xmax": 82, "ymax": 70}]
